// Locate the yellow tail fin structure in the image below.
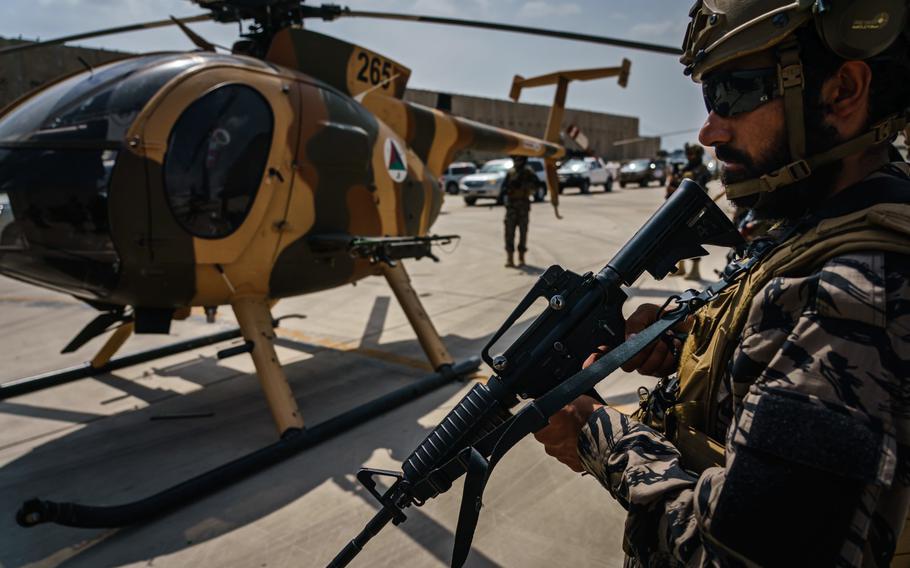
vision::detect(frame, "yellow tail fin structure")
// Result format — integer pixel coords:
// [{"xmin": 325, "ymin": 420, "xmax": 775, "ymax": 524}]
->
[{"xmin": 510, "ymin": 59, "xmax": 632, "ymax": 218}]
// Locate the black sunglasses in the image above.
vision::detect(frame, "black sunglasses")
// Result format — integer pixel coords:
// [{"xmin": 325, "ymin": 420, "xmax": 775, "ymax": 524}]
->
[{"xmin": 702, "ymin": 67, "xmax": 781, "ymax": 118}]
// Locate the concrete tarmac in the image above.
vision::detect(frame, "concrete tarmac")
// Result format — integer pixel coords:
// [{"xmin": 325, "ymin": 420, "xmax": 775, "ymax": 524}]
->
[{"xmin": 0, "ymin": 181, "xmax": 731, "ymax": 568}]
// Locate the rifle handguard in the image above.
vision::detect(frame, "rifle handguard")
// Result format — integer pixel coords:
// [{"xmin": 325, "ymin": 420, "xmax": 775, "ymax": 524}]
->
[{"xmin": 403, "ymin": 382, "xmax": 513, "ymax": 485}]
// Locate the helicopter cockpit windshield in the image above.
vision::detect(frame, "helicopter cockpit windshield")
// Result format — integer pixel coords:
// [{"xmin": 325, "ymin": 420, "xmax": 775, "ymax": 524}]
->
[
  {"xmin": 0, "ymin": 53, "xmax": 199, "ymax": 144},
  {"xmin": 0, "ymin": 54, "xmax": 199, "ymax": 297}
]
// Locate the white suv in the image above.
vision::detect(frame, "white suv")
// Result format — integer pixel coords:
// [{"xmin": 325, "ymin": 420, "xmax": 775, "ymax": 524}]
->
[
  {"xmin": 439, "ymin": 162, "xmax": 477, "ymax": 195},
  {"xmin": 557, "ymin": 156, "xmax": 613, "ymax": 193},
  {"xmin": 459, "ymin": 157, "xmax": 548, "ymax": 205}
]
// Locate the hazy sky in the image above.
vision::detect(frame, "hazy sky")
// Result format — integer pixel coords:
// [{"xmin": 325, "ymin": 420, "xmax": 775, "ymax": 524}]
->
[{"xmin": 0, "ymin": 0, "xmax": 707, "ymax": 150}]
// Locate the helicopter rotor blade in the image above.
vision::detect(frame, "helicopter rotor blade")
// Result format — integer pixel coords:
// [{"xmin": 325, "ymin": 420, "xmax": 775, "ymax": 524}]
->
[
  {"xmin": 339, "ymin": 10, "xmax": 683, "ymax": 56},
  {"xmin": 0, "ymin": 13, "xmax": 214, "ymax": 56}
]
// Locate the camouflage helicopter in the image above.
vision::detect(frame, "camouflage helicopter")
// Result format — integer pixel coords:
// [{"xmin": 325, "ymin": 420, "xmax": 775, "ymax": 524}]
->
[{"xmin": 0, "ymin": 1, "xmax": 680, "ymax": 528}]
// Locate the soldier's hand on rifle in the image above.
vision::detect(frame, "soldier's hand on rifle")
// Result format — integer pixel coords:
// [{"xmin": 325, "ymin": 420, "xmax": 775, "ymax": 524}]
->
[
  {"xmin": 621, "ymin": 303, "xmax": 688, "ymax": 377},
  {"xmin": 584, "ymin": 304, "xmax": 688, "ymax": 378},
  {"xmin": 533, "ymin": 394, "xmax": 603, "ymax": 472}
]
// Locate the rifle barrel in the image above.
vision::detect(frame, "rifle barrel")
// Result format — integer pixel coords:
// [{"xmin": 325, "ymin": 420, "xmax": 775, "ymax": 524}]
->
[{"xmin": 327, "ymin": 506, "xmax": 398, "ymax": 567}]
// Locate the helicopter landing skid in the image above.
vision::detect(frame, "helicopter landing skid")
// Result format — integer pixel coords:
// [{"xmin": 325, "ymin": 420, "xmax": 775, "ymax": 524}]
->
[
  {"xmin": 15, "ymin": 356, "xmax": 481, "ymax": 529},
  {"xmin": 0, "ymin": 327, "xmax": 246, "ymax": 400}
]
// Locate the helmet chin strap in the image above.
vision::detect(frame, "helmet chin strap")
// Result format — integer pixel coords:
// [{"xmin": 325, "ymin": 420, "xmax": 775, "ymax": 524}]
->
[
  {"xmin": 725, "ymin": 108, "xmax": 910, "ymax": 200},
  {"xmin": 725, "ymin": 36, "xmax": 910, "ymax": 201}
]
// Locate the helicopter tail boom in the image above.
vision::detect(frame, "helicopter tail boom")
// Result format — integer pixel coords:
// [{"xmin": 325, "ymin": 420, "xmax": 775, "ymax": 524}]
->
[{"xmin": 359, "ymin": 93, "xmax": 565, "ymax": 178}]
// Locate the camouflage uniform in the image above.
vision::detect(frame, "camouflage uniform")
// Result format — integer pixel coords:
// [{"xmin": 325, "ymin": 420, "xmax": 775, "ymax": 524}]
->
[
  {"xmin": 503, "ymin": 164, "xmax": 537, "ymax": 255},
  {"xmin": 577, "ymin": 162, "xmax": 910, "ymax": 566}
]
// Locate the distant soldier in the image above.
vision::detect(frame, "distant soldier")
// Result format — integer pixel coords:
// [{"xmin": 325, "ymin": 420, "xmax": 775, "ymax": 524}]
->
[
  {"xmin": 503, "ymin": 155, "xmax": 537, "ymax": 268},
  {"xmin": 666, "ymin": 143, "xmax": 711, "ymax": 198},
  {"xmin": 667, "ymin": 143, "xmax": 712, "ymax": 279}
]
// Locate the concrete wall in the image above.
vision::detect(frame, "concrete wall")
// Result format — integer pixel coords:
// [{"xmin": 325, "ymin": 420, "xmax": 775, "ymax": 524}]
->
[
  {"xmin": 0, "ymin": 36, "xmax": 661, "ymax": 163},
  {"xmin": 404, "ymin": 88, "xmax": 660, "ymax": 163},
  {"xmin": 0, "ymin": 38, "xmax": 127, "ymax": 111}
]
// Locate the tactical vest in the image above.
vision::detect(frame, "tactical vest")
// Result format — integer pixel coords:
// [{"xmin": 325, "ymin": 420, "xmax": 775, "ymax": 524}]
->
[
  {"xmin": 505, "ymin": 167, "xmax": 537, "ymax": 201},
  {"xmin": 665, "ymin": 196, "xmax": 910, "ymax": 563}
]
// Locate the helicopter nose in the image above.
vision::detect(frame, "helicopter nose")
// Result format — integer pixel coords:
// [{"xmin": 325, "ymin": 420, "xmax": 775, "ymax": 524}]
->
[
  {"xmin": 0, "ymin": 146, "xmax": 120, "ymax": 298},
  {"xmin": 0, "ymin": 53, "xmax": 208, "ymax": 300}
]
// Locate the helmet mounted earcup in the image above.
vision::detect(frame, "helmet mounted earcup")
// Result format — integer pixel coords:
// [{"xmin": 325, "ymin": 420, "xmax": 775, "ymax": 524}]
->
[{"xmin": 814, "ymin": 0, "xmax": 908, "ymax": 60}]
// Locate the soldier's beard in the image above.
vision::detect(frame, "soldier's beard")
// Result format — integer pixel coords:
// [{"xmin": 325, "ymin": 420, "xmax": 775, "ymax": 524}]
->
[{"xmin": 719, "ymin": 114, "xmax": 842, "ymax": 221}]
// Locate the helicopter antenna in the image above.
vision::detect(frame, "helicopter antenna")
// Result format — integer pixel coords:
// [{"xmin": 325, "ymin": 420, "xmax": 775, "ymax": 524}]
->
[
  {"xmin": 354, "ymin": 72, "xmax": 403, "ymax": 103},
  {"xmin": 169, "ymin": 15, "xmax": 225, "ymax": 52},
  {"xmin": 76, "ymin": 56, "xmax": 94, "ymax": 76}
]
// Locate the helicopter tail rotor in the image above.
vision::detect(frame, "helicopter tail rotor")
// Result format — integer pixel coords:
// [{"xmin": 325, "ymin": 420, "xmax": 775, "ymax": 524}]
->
[{"xmin": 509, "ymin": 60, "xmax": 634, "ymax": 218}]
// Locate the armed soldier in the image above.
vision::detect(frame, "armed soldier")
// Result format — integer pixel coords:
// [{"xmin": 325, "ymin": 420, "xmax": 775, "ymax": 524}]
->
[
  {"xmin": 666, "ymin": 143, "xmax": 711, "ymax": 198},
  {"xmin": 667, "ymin": 143, "xmax": 713, "ymax": 279},
  {"xmin": 535, "ymin": 1, "xmax": 910, "ymax": 565},
  {"xmin": 503, "ymin": 155, "xmax": 537, "ymax": 268}
]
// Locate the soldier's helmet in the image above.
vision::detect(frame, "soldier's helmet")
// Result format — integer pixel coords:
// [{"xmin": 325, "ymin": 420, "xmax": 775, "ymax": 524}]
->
[
  {"xmin": 681, "ymin": 0, "xmax": 910, "ymax": 200},
  {"xmin": 685, "ymin": 143, "xmax": 705, "ymax": 161}
]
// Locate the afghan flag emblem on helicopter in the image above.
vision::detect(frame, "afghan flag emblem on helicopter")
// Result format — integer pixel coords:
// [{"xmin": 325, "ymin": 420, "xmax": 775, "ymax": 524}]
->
[{"xmin": 384, "ymin": 138, "xmax": 408, "ymax": 183}]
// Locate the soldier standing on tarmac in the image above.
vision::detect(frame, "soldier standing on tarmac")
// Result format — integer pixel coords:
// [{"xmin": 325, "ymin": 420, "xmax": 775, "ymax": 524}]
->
[
  {"xmin": 503, "ymin": 155, "xmax": 537, "ymax": 268},
  {"xmin": 533, "ymin": 0, "xmax": 910, "ymax": 565},
  {"xmin": 667, "ymin": 143, "xmax": 713, "ymax": 279}
]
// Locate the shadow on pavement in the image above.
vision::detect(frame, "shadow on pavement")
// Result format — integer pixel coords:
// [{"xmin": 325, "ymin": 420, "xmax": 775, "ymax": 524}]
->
[{"xmin": 0, "ymin": 327, "xmax": 504, "ymax": 568}]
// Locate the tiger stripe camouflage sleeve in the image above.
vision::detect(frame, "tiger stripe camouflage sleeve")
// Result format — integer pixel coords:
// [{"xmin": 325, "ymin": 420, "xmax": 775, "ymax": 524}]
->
[{"xmin": 577, "ymin": 250, "xmax": 910, "ymax": 567}]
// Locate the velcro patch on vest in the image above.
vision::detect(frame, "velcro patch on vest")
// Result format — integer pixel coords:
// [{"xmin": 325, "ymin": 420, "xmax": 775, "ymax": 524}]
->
[
  {"xmin": 734, "ymin": 387, "xmax": 885, "ymax": 484},
  {"xmin": 815, "ymin": 252, "xmax": 887, "ymax": 328}
]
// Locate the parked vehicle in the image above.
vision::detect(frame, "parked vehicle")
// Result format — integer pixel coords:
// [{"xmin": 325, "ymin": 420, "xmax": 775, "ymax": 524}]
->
[
  {"xmin": 439, "ymin": 161, "xmax": 477, "ymax": 194},
  {"xmin": 0, "ymin": 192, "xmax": 10, "ymax": 237},
  {"xmin": 667, "ymin": 149, "xmax": 687, "ymax": 172},
  {"xmin": 459, "ymin": 157, "xmax": 547, "ymax": 205},
  {"xmin": 619, "ymin": 158, "xmax": 667, "ymax": 187},
  {"xmin": 557, "ymin": 156, "xmax": 613, "ymax": 193}
]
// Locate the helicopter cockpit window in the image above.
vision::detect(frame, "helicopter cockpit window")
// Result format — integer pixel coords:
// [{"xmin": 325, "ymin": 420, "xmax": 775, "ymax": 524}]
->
[
  {"xmin": 163, "ymin": 84, "xmax": 273, "ymax": 239},
  {"xmin": 0, "ymin": 54, "xmax": 199, "ymax": 144}
]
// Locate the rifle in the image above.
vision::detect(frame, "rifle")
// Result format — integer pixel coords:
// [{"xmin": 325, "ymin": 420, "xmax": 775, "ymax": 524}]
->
[{"xmin": 329, "ymin": 180, "xmax": 747, "ymax": 567}]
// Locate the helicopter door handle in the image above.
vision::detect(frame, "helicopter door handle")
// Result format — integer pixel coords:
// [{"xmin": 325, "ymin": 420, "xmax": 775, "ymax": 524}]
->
[{"xmin": 268, "ymin": 167, "xmax": 284, "ymax": 183}]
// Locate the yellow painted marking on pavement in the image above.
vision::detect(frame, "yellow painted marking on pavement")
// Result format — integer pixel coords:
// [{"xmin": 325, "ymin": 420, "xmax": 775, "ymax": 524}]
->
[
  {"xmin": 20, "ymin": 529, "xmax": 118, "ymax": 568},
  {"xmin": 275, "ymin": 327, "xmax": 433, "ymax": 372},
  {"xmin": 0, "ymin": 296, "xmax": 79, "ymax": 304},
  {"xmin": 466, "ymin": 371, "xmax": 490, "ymax": 383}
]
